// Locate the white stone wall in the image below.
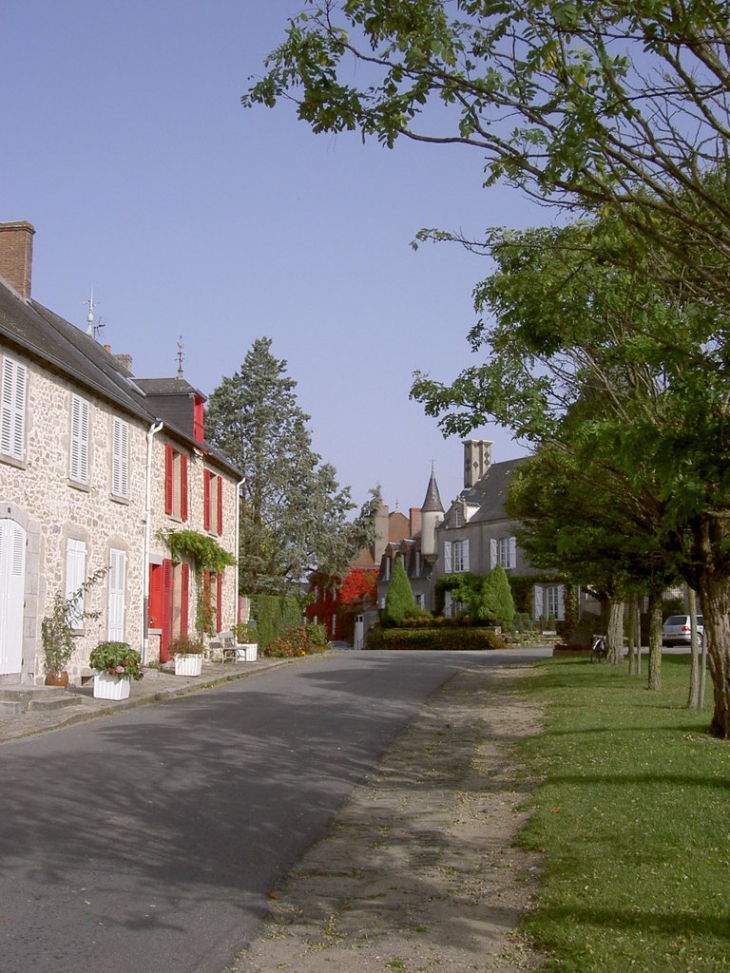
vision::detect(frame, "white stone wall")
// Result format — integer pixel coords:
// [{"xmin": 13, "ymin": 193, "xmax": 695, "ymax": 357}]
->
[{"xmin": 0, "ymin": 346, "xmax": 148, "ymax": 684}]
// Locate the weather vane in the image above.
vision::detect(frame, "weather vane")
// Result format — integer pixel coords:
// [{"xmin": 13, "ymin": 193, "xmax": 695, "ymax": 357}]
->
[
  {"xmin": 84, "ymin": 288, "xmax": 105, "ymax": 340},
  {"xmin": 176, "ymin": 336, "xmax": 185, "ymax": 377}
]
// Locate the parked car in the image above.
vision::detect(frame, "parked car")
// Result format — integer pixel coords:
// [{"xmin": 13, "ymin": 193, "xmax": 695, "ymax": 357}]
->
[{"xmin": 661, "ymin": 614, "xmax": 704, "ymax": 647}]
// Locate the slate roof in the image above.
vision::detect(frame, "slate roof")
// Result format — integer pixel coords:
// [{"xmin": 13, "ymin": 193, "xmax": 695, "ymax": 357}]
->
[
  {"xmin": 0, "ymin": 276, "xmax": 241, "ymax": 479},
  {"xmin": 421, "ymin": 470, "xmax": 444, "ymax": 513},
  {"xmin": 460, "ymin": 457, "xmax": 529, "ymax": 524}
]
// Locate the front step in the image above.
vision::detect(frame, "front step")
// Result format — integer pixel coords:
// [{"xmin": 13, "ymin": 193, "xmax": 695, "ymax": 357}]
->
[{"xmin": 0, "ymin": 686, "xmax": 86, "ymax": 715}]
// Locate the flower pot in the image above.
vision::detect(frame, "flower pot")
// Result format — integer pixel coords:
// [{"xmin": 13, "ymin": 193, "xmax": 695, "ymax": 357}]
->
[
  {"xmin": 236, "ymin": 642, "xmax": 258, "ymax": 662},
  {"xmin": 44, "ymin": 669, "xmax": 69, "ymax": 688},
  {"xmin": 93, "ymin": 672, "xmax": 131, "ymax": 700},
  {"xmin": 174, "ymin": 653, "xmax": 203, "ymax": 677}
]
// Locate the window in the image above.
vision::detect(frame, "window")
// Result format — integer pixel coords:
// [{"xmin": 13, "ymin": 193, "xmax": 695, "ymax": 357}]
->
[
  {"xmin": 107, "ymin": 548, "xmax": 127, "ymax": 641},
  {"xmin": 454, "ymin": 508, "xmax": 463, "ymax": 527},
  {"xmin": 0, "ymin": 356, "xmax": 27, "ymax": 462},
  {"xmin": 164, "ymin": 444, "xmax": 188, "ymax": 520},
  {"xmin": 444, "ymin": 539, "xmax": 469, "ymax": 574},
  {"xmin": 498, "ymin": 536, "xmax": 517, "ymax": 570},
  {"xmin": 546, "ymin": 585, "xmax": 563, "ymax": 619},
  {"xmin": 70, "ymin": 394, "xmax": 90, "ymax": 485},
  {"xmin": 65, "ymin": 539, "xmax": 87, "ymax": 630},
  {"xmin": 204, "ymin": 469, "xmax": 223, "ymax": 534},
  {"xmin": 111, "ymin": 417, "xmax": 130, "ymax": 499}
]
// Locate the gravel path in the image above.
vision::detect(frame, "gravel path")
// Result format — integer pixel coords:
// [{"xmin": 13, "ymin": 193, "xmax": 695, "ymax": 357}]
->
[{"xmin": 232, "ymin": 663, "xmax": 546, "ymax": 973}]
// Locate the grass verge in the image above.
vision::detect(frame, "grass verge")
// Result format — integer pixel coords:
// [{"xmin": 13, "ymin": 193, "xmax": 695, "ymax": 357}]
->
[{"xmin": 515, "ymin": 655, "xmax": 730, "ymax": 972}]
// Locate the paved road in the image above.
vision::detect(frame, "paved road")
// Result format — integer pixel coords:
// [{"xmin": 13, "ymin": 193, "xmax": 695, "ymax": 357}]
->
[{"xmin": 0, "ymin": 649, "xmax": 546, "ymax": 973}]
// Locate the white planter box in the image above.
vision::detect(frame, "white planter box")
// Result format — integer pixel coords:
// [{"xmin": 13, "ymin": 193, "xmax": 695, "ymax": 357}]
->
[
  {"xmin": 236, "ymin": 643, "xmax": 258, "ymax": 663},
  {"xmin": 174, "ymin": 654, "xmax": 203, "ymax": 676},
  {"xmin": 93, "ymin": 672, "xmax": 131, "ymax": 700}
]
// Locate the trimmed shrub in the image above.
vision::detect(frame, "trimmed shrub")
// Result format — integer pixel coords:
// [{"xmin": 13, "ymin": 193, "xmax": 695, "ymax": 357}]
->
[
  {"xmin": 366, "ymin": 627, "xmax": 504, "ymax": 651},
  {"xmin": 382, "ymin": 558, "xmax": 416, "ymax": 626},
  {"xmin": 251, "ymin": 594, "xmax": 303, "ymax": 650}
]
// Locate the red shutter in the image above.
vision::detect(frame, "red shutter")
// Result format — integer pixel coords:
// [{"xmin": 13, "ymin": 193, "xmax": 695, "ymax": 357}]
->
[
  {"xmin": 164, "ymin": 445, "xmax": 174, "ymax": 515},
  {"xmin": 180, "ymin": 452, "xmax": 188, "ymax": 521},
  {"xmin": 180, "ymin": 562, "xmax": 190, "ymax": 635},
  {"xmin": 160, "ymin": 558, "xmax": 173, "ymax": 661},
  {"xmin": 216, "ymin": 572, "xmax": 223, "ymax": 632},
  {"xmin": 216, "ymin": 476, "xmax": 223, "ymax": 536},
  {"xmin": 203, "ymin": 469, "xmax": 211, "ymax": 531}
]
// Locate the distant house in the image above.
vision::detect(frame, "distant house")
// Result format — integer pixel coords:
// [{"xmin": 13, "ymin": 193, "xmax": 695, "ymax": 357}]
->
[
  {"xmin": 0, "ymin": 220, "xmax": 241, "ymax": 685},
  {"xmin": 376, "ymin": 440, "xmax": 587, "ymax": 626}
]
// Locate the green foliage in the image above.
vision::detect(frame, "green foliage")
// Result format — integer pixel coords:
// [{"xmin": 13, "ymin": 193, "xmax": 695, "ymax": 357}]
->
[
  {"xmin": 89, "ymin": 642, "xmax": 144, "ymax": 680},
  {"xmin": 205, "ymin": 337, "xmax": 379, "ymax": 594},
  {"xmin": 382, "ymin": 558, "xmax": 416, "ymax": 626},
  {"xmin": 517, "ymin": 656, "xmax": 726, "ymax": 972},
  {"xmin": 367, "ymin": 627, "xmax": 504, "ymax": 651},
  {"xmin": 251, "ymin": 593, "xmax": 303, "ymax": 650},
  {"xmin": 232, "ymin": 621, "xmax": 258, "ymax": 643},
  {"xmin": 158, "ymin": 529, "xmax": 235, "ymax": 573},
  {"xmin": 245, "ymin": 2, "xmax": 730, "ymax": 306},
  {"xmin": 263, "ymin": 625, "xmax": 329, "ymax": 659},
  {"xmin": 41, "ymin": 567, "xmax": 107, "ymax": 673},
  {"xmin": 435, "ymin": 567, "xmax": 515, "ymax": 626},
  {"xmin": 168, "ymin": 634, "xmax": 205, "ymax": 656}
]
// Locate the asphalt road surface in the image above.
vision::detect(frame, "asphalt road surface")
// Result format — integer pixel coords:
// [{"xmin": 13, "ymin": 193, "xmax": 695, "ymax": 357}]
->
[{"xmin": 0, "ymin": 650, "xmax": 541, "ymax": 973}]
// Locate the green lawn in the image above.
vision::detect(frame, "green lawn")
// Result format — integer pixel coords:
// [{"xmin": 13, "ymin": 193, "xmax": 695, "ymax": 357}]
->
[{"xmin": 515, "ymin": 655, "xmax": 730, "ymax": 972}]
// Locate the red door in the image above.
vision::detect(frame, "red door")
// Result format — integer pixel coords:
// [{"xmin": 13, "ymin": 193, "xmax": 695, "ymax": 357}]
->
[{"xmin": 150, "ymin": 559, "xmax": 174, "ymax": 661}]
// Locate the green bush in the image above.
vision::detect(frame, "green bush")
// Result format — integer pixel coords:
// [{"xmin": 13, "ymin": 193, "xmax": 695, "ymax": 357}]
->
[
  {"xmin": 366, "ymin": 627, "xmax": 504, "ymax": 651},
  {"xmin": 263, "ymin": 624, "xmax": 329, "ymax": 658},
  {"xmin": 250, "ymin": 594, "xmax": 303, "ymax": 650},
  {"xmin": 382, "ymin": 558, "xmax": 416, "ymax": 626},
  {"xmin": 89, "ymin": 642, "xmax": 145, "ymax": 680}
]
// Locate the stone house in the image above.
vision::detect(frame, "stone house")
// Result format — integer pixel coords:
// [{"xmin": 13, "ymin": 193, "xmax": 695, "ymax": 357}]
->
[
  {"xmin": 0, "ymin": 221, "xmax": 241, "ymax": 685},
  {"xmin": 376, "ymin": 440, "xmax": 577, "ymax": 624}
]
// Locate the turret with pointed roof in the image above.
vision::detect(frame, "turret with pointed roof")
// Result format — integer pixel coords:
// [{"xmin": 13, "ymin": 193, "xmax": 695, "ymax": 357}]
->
[{"xmin": 421, "ymin": 468, "xmax": 444, "ymax": 558}]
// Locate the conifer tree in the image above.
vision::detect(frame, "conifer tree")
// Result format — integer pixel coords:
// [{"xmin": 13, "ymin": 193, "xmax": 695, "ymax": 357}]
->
[{"xmin": 383, "ymin": 558, "xmax": 416, "ymax": 627}]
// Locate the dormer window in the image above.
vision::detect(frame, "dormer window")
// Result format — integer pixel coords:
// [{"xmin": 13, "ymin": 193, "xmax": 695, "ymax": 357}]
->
[{"xmin": 454, "ymin": 507, "xmax": 463, "ymax": 527}]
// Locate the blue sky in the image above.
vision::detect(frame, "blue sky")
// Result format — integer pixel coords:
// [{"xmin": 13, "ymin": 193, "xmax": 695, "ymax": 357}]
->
[{"xmin": 3, "ymin": 1, "xmax": 538, "ymax": 515}]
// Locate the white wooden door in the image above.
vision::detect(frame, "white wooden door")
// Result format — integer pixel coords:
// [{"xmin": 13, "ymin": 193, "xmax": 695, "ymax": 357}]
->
[{"xmin": 0, "ymin": 519, "xmax": 25, "ymax": 675}]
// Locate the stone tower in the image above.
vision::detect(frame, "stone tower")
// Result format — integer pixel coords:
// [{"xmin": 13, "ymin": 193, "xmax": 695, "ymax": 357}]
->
[{"xmin": 420, "ymin": 469, "xmax": 445, "ymax": 558}]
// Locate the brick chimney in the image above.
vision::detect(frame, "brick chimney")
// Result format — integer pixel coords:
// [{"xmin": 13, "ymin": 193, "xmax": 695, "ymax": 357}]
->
[{"xmin": 0, "ymin": 221, "xmax": 35, "ymax": 299}]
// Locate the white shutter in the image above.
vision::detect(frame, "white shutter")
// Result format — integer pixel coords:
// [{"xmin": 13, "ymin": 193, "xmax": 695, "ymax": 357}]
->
[
  {"xmin": 0, "ymin": 520, "xmax": 26, "ymax": 674},
  {"xmin": 533, "ymin": 585, "xmax": 544, "ymax": 621},
  {"xmin": 70, "ymin": 395, "xmax": 90, "ymax": 484},
  {"xmin": 490, "ymin": 538, "xmax": 497, "ymax": 569},
  {"xmin": 112, "ymin": 417, "xmax": 129, "ymax": 498},
  {"xmin": 557, "ymin": 585, "xmax": 565, "ymax": 621},
  {"xmin": 1, "ymin": 358, "xmax": 27, "ymax": 461},
  {"xmin": 509, "ymin": 536, "xmax": 517, "ymax": 569},
  {"xmin": 107, "ymin": 548, "xmax": 127, "ymax": 641},
  {"xmin": 444, "ymin": 541, "xmax": 452, "ymax": 574},
  {"xmin": 65, "ymin": 539, "xmax": 87, "ymax": 629},
  {"xmin": 463, "ymin": 538, "xmax": 470, "ymax": 572}
]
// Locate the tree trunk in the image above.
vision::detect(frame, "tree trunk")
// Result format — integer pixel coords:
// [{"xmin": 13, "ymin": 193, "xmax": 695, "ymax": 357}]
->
[
  {"xmin": 606, "ymin": 598, "xmax": 624, "ymax": 665},
  {"xmin": 647, "ymin": 591, "xmax": 662, "ymax": 691},
  {"xmin": 687, "ymin": 587, "xmax": 700, "ymax": 710},
  {"xmin": 627, "ymin": 593, "xmax": 639, "ymax": 676},
  {"xmin": 695, "ymin": 577, "xmax": 730, "ymax": 738}
]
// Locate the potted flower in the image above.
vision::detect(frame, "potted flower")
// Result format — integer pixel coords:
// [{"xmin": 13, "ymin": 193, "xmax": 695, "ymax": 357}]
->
[
  {"xmin": 233, "ymin": 622, "xmax": 258, "ymax": 662},
  {"xmin": 169, "ymin": 634, "xmax": 205, "ymax": 676},
  {"xmin": 89, "ymin": 641, "xmax": 144, "ymax": 700}
]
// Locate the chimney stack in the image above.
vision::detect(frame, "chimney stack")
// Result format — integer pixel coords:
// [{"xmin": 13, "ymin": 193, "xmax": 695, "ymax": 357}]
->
[
  {"xmin": 0, "ymin": 221, "xmax": 35, "ymax": 300},
  {"xmin": 463, "ymin": 439, "xmax": 493, "ymax": 488}
]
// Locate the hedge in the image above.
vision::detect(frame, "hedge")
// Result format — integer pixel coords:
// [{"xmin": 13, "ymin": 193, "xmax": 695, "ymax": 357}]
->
[{"xmin": 366, "ymin": 627, "xmax": 504, "ymax": 651}]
